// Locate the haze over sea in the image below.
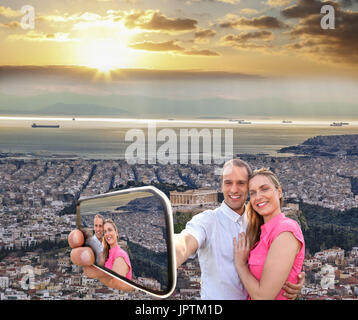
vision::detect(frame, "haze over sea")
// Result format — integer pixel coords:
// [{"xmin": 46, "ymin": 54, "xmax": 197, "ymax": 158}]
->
[{"xmin": 1, "ymin": 115, "xmax": 358, "ymax": 160}]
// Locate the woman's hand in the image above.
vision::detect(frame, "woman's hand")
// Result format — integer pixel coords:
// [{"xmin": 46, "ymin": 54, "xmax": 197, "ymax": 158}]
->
[{"xmin": 233, "ymin": 232, "xmax": 251, "ymax": 271}]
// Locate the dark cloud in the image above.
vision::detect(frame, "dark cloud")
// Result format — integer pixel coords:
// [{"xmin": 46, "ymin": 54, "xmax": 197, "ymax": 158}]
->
[
  {"xmin": 220, "ymin": 15, "xmax": 287, "ymax": 29},
  {"xmin": 128, "ymin": 40, "xmax": 185, "ymax": 52},
  {"xmin": 194, "ymin": 29, "xmax": 216, "ymax": 39},
  {"xmin": 183, "ymin": 49, "xmax": 220, "ymax": 56},
  {"xmin": 0, "ymin": 65, "xmax": 262, "ymax": 82},
  {"xmin": 125, "ymin": 11, "xmax": 197, "ymax": 32},
  {"xmin": 222, "ymin": 31, "xmax": 274, "ymax": 51},
  {"xmin": 340, "ymin": 0, "xmax": 358, "ymax": 7},
  {"xmin": 281, "ymin": 0, "xmax": 339, "ymax": 18},
  {"xmin": 0, "ymin": 21, "xmax": 21, "ymax": 29},
  {"xmin": 224, "ymin": 30, "xmax": 273, "ymax": 42},
  {"xmin": 128, "ymin": 40, "xmax": 219, "ymax": 56},
  {"xmin": 287, "ymin": 7, "xmax": 358, "ymax": 64}
]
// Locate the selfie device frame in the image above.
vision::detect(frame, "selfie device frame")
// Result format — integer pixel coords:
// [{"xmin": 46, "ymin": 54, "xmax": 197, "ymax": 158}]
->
[{"xmin": 76, "ymin": 186, "xmax": 177, "ymax": 298}]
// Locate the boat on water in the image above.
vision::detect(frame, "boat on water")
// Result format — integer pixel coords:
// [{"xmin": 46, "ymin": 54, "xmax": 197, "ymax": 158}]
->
[
  {"xmin": 238, "ymin": 120, "xmax": 252, "ymax": 124},
  {"xmin": 282, "ymin": 120, "xmax": 292, "ymax": 124},
  {"xmin": 32, "ymin": 123, "xmax": 60, "ymax": 128},
  {"xmin": 330, "ymin": 122, "xmax": 349, "ymax": 127}
]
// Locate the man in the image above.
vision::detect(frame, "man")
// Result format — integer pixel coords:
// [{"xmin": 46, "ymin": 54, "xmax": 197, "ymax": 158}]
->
[
  {"xmin": 84, "ymin": 214, "xmax": 105, "ymax": 266},
  {"xmin": 69, "ymin": 158, "xmax": 305, "ymax": 298}
]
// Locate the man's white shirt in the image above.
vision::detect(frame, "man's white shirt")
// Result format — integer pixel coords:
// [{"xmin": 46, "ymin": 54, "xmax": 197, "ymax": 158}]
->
[
  {"xmin": 180, "ymin": 201, "xmax": 248, "ymax": 300},
  {"xmin": 85, "ymin": 234, "xmax": 103, "ymax": 265}
]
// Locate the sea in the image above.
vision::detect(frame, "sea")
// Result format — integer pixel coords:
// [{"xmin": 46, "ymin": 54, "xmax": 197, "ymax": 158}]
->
[{"xmin": 1, "ymin": 115, "xmax": 358, "ymax": 160}]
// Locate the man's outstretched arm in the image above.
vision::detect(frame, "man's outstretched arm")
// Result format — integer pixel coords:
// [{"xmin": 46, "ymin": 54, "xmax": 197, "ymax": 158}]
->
[{"xmin": 174, "ymin": 232, "xmax": 199, "ymax": 268}]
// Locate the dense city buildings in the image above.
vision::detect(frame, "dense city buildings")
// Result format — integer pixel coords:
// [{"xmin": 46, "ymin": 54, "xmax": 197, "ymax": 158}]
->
[{"xmin": 0, "ymin": 151, "xmax": 357, "ymax": 299}]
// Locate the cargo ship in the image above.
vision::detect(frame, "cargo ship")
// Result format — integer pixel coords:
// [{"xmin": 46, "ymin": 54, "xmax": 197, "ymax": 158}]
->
[
  {"xmin": 32, "ymin": 123, "xmax": 60, "ymax": 128},
  {"xmin": 329, "ymin": 122, "xmax": 349, "ymax": 127}
]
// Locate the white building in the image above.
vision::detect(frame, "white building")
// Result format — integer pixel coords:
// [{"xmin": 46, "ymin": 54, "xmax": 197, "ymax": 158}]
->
[
  {"xmin": 320, "ymin": 264, "xmax": 336, "ymax": 290},
  {"xmin": 350, "ymin": 247, "xmax": 358, "ymax": 258},
  {"xmin": 314, "ymin": 248, "xmax": 345, "ymax": 263},
  {"xmin": 0, "ymin": 277, "xmax": 9, "ymax": 289}
]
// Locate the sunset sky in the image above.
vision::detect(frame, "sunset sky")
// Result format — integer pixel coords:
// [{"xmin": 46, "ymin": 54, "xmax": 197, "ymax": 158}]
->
[
  {"xmin": 0, "ymin": 0, "xmax": 357, "ymax": 75},
  {"xmin": 0, "ymin": 0, "xmax": 357, "ymax": 118}
]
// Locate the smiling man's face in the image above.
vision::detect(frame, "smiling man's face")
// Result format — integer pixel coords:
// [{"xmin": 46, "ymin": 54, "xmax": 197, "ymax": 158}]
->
[
  {"xmin": 221, "ymin": 165, "xmax": 249, "ymax": 215},
  {"xmin": 94, "ymin": 216, "xmax": 104, "ymax": 241}
]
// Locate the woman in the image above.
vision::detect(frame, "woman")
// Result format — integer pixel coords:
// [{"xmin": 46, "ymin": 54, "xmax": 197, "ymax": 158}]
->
[
  {"xmin": 234, "ymin": 168, "xmax": 305, "ymax": 300},
  {"xmin": 103, "ymin": 219, "xmax": 132, "ymax": 280}
]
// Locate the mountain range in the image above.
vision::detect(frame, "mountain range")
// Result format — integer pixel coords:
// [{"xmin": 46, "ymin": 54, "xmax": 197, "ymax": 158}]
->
[{"xmin": 0, "ymin": 92, "xmax": 357, "ymax": 118}]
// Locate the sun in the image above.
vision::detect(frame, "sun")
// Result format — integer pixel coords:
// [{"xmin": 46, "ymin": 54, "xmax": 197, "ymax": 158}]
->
[
  {"xmin": 94, "ymin": 59, "xmax": 117, "ymax": 73},
  {"xmin": 86, "ymin": 40, "xmax": 121, "ymax": 72},
  {"xmin": 81, "ymin": 39, "xmax": 132, "ymax": 73}
]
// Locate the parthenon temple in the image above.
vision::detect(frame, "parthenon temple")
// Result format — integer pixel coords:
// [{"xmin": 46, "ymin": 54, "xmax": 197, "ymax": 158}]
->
[{"xmin": 169, "ymin": 189, "xmax": 218, "ymax": 206}]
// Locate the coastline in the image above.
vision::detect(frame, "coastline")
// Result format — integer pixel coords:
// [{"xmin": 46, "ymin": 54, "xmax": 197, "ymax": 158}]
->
[{"xmin": 1, "ymin": 116, "xmax": 358, "ymax": 159}]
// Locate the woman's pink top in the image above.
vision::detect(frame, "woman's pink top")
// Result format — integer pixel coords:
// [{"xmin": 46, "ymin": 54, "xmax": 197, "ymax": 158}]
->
[
  {"xmin": 104, "ymin": 245, "xmax": 132, "ymax": 280},
  {"xmin": 248, "ymin": 213, "xmax": 305, "ymax": 300}
]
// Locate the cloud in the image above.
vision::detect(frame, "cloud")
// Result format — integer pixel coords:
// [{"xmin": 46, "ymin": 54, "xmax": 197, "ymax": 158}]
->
[
  {"xmin": 219, "ymin": 15, "xmax": 287, "ymax": 29},
  {"xmin": 222, "ymin": 30, "xmax": 274, "ymax": 50},
  {"xmin": 0, "ymin": 6, "xmax": 21, "ymax": 18},
  {"xmin": 128, "ymin": 40, "xmax": 185, "ymax": 52},
  {"xmin": 7, "ymin": 31, "xmax": 77, "ymax": 42},
  {"xmin": 124, "ymin": 10, "xmax": 197, "ymax": 32},
  {"xmin": 0, "ymin": 21, "xmax": 22, "ymax": 29},
  {"xmin": 194, "ymin": 28, "xmax": 216, "ymax": 39},
  {"xmin": 37, "ymin": 11, "xmax": 104, "ymax": 26},
  {"xmin": 216, "ymin": 0, "xmax": 240, "ymax": 4},
  {"xmin": 240, "ymin": 8, "xmax": 260, "ymax": 15},
  {"xmin": 100, "ymin": 38, "xmax": 220, "ymax": 57},
  {"xmin": 286, "ymin": 5, "xmax": 358, "ymax": 64},
  {"xmin": 338, "ymin": 0, "xmax": 358, "ymax": 7},
  {"xmin": 224, "ymin": 30, "xmax": 274, "ymax": 42},
  {"xmin": 186, "ymin": 0, "xmax": 240, "ymax": 3},
  {"xmin": 281, "ymin": 0, "xmax": 339, "ymax": 18},
  {"xmin": 266, "ymin": 0, "xmax": 292, "ymax": 7},
  {"xmin": 182, "ymin": 49, "xmax": 220, "ymax": 56},
  {"xmin": 10, "ymin": 9, "xmax": 198, "ymax": 37},
  {"xmin": 0, "ymin": 66, "xmax": 262, "ymax": 84}
]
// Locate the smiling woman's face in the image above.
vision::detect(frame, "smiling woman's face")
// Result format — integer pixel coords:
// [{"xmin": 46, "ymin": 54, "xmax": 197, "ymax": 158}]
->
[
  {"xmin": 104, "ymin": 222, "xmax": 118, "ymax": 248},
  {"xmin": 249, "ymin": 174, "xmax": 282, "ymax": 221}
]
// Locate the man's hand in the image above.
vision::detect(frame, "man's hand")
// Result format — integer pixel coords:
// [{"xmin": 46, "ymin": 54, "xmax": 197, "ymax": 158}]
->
[
  {"xmin": 282, "ymin": 272, "xmax": 305, "ymax": 300},
  {"xmin": 68, "ymin": 229, "xmax": 134, "ymax": 291}
]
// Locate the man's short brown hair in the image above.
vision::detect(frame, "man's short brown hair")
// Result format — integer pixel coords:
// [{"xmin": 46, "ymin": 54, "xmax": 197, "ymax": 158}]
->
[
  {"xmin": 221, "ymin": 158, "xmax": 253, "ymax": 181},
  {"xmin": 94, "ymin": 214, "xmax": 104, "ymax": 224}
]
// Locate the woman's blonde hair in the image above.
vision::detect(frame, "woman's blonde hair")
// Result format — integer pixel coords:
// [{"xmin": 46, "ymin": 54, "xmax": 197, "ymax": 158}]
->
[
  {"xmin": 246, "ymin": 168, "xmax": 284, "ymax": 248},
  {"xmin": 102, "ymin": 218, "xmax": 119, "ymax": 261}
]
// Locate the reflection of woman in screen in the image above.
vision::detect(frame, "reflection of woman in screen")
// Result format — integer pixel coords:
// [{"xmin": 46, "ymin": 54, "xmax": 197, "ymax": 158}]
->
[{"xmin": 103, "ymin": 219, "xmax": 132, "ymax": 280}]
